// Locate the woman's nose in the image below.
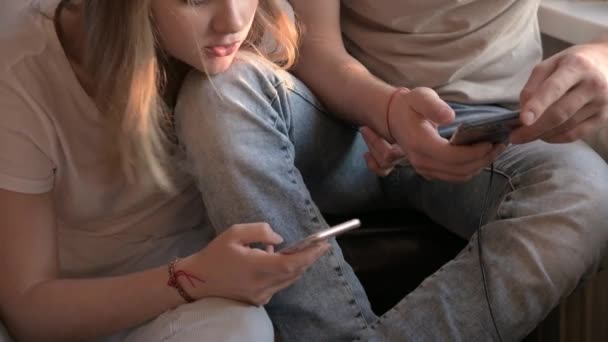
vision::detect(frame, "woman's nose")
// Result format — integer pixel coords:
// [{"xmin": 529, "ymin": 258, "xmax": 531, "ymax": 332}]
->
[{"xmin": 212, "ymin": 0, "xmax": 249, "ymax": 34}]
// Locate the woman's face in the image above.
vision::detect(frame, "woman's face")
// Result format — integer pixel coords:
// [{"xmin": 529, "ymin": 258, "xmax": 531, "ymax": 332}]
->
[{"xmin": 152, "ymin": 0, "xmax": 259, "ymax": 75}]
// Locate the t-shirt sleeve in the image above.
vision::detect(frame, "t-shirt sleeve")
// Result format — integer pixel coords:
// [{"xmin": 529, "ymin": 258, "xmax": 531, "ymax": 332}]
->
[{"xmin": 0, "ymin": 86, "xmax": 55, "ymax": 194}]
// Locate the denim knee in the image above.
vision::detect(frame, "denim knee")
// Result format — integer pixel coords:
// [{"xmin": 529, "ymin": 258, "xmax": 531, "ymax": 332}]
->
[
  {"xmin": 175, "ymin": 54, "xmax": 294, "ymax": 169},
  {"xmin": 176, "ymin": 53, "xmax": 288, "ymax": 134},
  {"xmin": 495, "ymin": 141, "xmax": 608, "ymax": 287}
]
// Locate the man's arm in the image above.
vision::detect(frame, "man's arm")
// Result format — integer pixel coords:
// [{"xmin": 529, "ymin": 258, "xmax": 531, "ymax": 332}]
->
[
  {"xmin": 289, "ymin": 0, "xmax": 396, "ymax": 139},
  {"xmin": 289, "ymin": 0, "xmax": 502, "ymax": 183}
]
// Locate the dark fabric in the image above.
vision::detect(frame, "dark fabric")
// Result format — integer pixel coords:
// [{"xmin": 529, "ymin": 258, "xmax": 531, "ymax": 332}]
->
[{"xmin": 334, "ymin": 210, "xmax": 466, "ymax": 315}]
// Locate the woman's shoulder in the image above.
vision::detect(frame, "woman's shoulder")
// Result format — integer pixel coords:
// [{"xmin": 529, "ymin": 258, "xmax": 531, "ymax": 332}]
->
[
  {"xmin": 0, "ymin": 5, "xmax": 51, "ymax": 70},
  {"xmin": 0, "ymin": 6, "xmax": 69, "ymax": 122},
  {"xmin": 0, "ymin": 7, "xmax": 64, "ymax": 144}
]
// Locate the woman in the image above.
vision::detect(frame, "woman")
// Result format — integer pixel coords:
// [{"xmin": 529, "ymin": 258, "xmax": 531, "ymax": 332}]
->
[{"xmin": 0, "ymin": 0, "xmax": 328, "ymax": 341}]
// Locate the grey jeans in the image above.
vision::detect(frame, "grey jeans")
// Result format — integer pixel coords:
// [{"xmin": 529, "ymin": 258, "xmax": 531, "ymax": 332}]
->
[{"xmin": 175, "ymin": 56, "xmax": 608, "ymax": 341}]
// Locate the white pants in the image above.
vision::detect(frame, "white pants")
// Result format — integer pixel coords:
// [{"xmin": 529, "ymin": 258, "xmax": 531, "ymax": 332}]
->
[{"xmin": 106, "ymin": 298, "xmax": 274, "ymax": 342}]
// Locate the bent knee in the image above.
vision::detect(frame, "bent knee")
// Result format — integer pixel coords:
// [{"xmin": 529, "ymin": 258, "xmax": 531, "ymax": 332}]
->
[
  {"xmin": 173, "ymin": 298, "xmax": 274, "ymax": 342},
  {"xmin": 175, "ymin": 55, "xmax": 292, "ymax": 151},
  {"xmin": 504, "ymin": 141, "xmax": 608, "ymax": 202},
  {"xmin": 177, "ymin": 53, "xmax": 287, "ymax": 119},
  {"xmin": 126, "ymin": 298, "xmax": 274, "ymax": 342},
  {"xmin": 496, "ymin": 141, "xmax": 608, "ymax": 280}
]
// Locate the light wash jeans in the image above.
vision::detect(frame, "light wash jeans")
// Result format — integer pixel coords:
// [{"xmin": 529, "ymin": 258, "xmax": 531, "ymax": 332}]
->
[{"xmin": 175, "ymin": 57, "xmax": 608, "ymax": 341}]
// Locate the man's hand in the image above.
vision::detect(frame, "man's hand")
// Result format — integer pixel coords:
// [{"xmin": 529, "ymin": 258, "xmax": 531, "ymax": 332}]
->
[
  {"xmin": 511, "ymin": 42, "xmax": 608, "ymax": 144},
  {"xmin": 360, "ymin": 127, "xmax": 405, "ymax": 177},
  {"xmin": 368, "ymin": 87, "xmax": 505, "ymax": 182}
]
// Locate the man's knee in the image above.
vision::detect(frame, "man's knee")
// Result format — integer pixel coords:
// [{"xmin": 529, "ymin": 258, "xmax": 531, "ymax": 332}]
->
[
  {"xmin": 495, "ymin": 141, "xmax": 608, "ymax": 286},
  {"xmin": 505, "ymin": 141, "xmax": 608, "ymax": 206}
]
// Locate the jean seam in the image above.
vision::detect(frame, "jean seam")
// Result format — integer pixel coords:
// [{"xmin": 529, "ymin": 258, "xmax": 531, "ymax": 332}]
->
[
  {"xmin": 277, "ymin": 139, "xmax": 370, "ymax": 338},
  {"xmin": 268, "ymin": 73, "xmax": 373, "ymax": 338},
  {"xmin": 271, "ymin": 78, "xmax": 330, "ymax": 115},
  {"xmin": 266, "ymin": 90, "xmax": 282, "ymax": 129},
  {"xmin": 481, "ymin": 165, "xmax": 515, "ymax": 222}
]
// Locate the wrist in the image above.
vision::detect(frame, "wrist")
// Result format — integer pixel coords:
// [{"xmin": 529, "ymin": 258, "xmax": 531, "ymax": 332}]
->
[
  {"xmin": 167, "ymin": 257, "xmax": 208, "ymax": 303},
  {"xmin": 385, "ymin": 87, "xmax": 410, "ymax": 142}
]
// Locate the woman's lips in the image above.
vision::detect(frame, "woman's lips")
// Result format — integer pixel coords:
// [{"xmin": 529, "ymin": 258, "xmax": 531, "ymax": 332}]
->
[{"xmin": 205, "ymin": 42, "xmax": 240, "ymax": 58}]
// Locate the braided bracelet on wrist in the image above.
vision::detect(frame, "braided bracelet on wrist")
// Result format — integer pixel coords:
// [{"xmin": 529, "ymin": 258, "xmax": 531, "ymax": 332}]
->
[{"xmin": 167, "ymin": 258, "xmax": 205, "ymax": 303}]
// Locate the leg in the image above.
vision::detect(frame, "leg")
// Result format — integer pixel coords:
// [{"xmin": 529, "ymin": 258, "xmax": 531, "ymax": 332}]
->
[
  {"xmin": 124, "ymin": 298, "xmax": 273, "ymax": 342},
  {"xmin": 370, "ymin": 104, "xmax": 608, "ymax": 341},
  {"xmin": 175, "ymin": 57, "xmax": 384, "ymax": 340},
  {"xmin": 177, "ymin": 58, "xmax": 608, "ymax": 340}
]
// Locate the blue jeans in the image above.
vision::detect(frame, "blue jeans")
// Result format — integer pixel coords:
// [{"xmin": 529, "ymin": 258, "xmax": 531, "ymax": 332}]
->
[{"xmin": 175, "ymin": 57, "xmax": 608, "ymax": 341}]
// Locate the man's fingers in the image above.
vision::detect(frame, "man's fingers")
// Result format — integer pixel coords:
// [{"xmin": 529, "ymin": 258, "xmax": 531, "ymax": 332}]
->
[
  {"xmin": 512, "ymin": 83, "xmax": 593, "ymax": 144},
  {"xmin": 364, "ymin": 152, "xmax": 393, "ymax": 177},
  {"xmin": 411, "ymin": 144, "xmax": 504, "ymax": 181},
  {"xmin": 415, "ymin": 168, "xmax": 482, "ymax": 183},
  {"xmin": 406, "ymin": 87, "xmax": 455, "ymax": 125},
  {"xmin": 538, "ymin": 101, "xmax": 598, "ymax": 142},
  {"xmin": 521, "ymin": 57, "xmax": 583, "ymax": 126},
  {"xmin": 544, "ymin": 108, "xmax": 608, "ymax": 144},
  {"xmin": 520, "ymin": 56, "xmax": 559, "ymax": 105},
  {"xmin": 360, "ymin": 127, "xmax": 404, "ymax": 168},
  {"xmin": 412, "ymin": 132, "xmax": 495, "ymax": 166}
]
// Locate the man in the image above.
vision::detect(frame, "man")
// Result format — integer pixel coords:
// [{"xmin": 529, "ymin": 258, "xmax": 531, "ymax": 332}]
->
[{"xmin": 282, "ymin": 0, "xmax": 608, "ymax": 340}]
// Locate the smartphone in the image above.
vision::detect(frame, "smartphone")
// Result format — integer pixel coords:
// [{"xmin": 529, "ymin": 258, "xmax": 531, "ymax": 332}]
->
[
  {"xmin": 438, "ymin": 110, "xmax": 521, "ymax": 145},
  {"xmin": 278, "ymin": 219, "xmax": 361, "ymax": 254}
]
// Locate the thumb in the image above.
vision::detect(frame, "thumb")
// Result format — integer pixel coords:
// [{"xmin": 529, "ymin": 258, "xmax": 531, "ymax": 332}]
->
[
  {"xmin": 408, "ymin": 88, "xmax": 455, "ymax": 125},
  {"xmin": 230, "ymin": 223, "xmax": 284, "ymax": 245}
]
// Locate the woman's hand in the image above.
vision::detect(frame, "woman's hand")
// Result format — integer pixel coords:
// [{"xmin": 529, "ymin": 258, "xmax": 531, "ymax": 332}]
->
[
  {"xmin": 511, "ymin": 42, "xmax": 608, "ymax": 144},
  {"xmin": 181, "ymin": 223, "xmax": 330, "ymax": 306}
]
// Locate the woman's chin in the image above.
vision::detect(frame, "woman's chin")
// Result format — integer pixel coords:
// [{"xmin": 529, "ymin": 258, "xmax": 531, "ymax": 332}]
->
[{"xmin": 200, "ymin": 58, "xmax": 235, "ymax": 75}]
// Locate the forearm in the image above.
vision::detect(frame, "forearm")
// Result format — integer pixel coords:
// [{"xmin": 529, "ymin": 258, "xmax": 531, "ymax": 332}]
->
[
  {"xmin": 4, "ymin": 265, "xmax": 183, "ymax": 341},
  {"xmin": 293, "ymin": 43, "xmax": 396, "ymax": 140}
]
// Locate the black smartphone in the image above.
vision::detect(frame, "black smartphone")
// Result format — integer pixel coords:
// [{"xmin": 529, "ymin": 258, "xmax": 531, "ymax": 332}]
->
[{"xmin": 438, "ymin": 110, "xmax": 521, "ymax": 145}]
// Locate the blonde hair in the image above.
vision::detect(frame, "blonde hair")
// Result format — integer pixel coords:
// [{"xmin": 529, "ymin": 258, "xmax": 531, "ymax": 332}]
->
[{"xmin": 56, "ymin": 0, "xmax": 300, "ymax": 190}]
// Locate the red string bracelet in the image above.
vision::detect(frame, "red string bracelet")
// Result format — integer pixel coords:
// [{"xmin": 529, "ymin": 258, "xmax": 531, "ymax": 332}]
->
[
  {"xmin": 167, "ymin": 259, "xmax": 205, "ymax": 303},
  {"xmin": 385, "ymin": 87, "xmax": 410, "ymax": 141}
]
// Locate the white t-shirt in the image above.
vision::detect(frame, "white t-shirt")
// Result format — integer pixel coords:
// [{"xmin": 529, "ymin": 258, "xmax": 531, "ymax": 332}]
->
[
  {"xmin": 339, "ymin": 0, "xmax": 608, "ymax": 159},
  {"xmin": 0, "ymin": 5, "xmax": 211, "ymax": 278},
  {"xmin": 341, "ymin": 0, "xmax": 543, "ymax": 105}
]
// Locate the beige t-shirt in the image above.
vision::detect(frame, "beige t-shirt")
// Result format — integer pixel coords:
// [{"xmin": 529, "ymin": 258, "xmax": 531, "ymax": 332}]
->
[
  {"xmin": 341, "ymin": 0, "xmax": 543, "ymax": 105},
  {"xmin": 0, "ymin": 6, "xmax": 211, "ymax": 278}
]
